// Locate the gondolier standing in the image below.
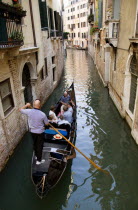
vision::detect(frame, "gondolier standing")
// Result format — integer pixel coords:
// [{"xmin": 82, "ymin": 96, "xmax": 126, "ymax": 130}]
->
[{"xmin": 19, "ymin": 100, "xmax": 48, "ymax": 165}]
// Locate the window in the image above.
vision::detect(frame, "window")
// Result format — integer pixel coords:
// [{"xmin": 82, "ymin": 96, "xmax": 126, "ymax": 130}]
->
[
  {"xmin": 52, "ymin": 56, "xmax": 55, "ymax": 65},
  {"xmin": 38, "ymin": 0, "xmax": 48, "ymax": 30},
  {"xmin": 77, "ymin": 14, "xmax": 79, "ymax": 18},
  {"xmin": 74, "ymin": 33, "xmax": 75, "ymax": 37},
  {"xmin": 40, "ymin": 67, "xmax": 44, "ymax": 81},
  {"xmin": 53, "ymin": 67, "xmax": 56, "ymax": 81},
  {"xmin": 78, "ymin": 32, "xmax": 80, "ymax": 37},
  {"xmin": 68, "ymin": 17, "xmax": 70, "ymax": 20},
  {"xmin": 44, "ymin": 57, "xmax": 48, "ymax": 76},
  {"xmin": 78, "ymin": 23, "xmax": 80, "ymax": 28},
  {"xmin": 0, "ymin": 79, "xmax": 14, "ymax": 116},
  {"xmin": 129, "ymin": 54, "xmax": 138, "ymax": 113}
]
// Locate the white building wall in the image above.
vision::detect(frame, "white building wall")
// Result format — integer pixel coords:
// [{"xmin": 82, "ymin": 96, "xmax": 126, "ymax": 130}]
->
[{"xmin": 64, "ymin": 0, "xmax": 88, "ymax": 48}]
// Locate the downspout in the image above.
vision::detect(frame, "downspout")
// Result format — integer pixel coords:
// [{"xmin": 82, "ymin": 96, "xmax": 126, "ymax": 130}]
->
[{"xmin": 29, "ymin": 0, "xmax": 38, "ymax": 65}]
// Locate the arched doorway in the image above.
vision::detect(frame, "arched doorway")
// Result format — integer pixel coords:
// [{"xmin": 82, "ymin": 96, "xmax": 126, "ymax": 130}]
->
[{"xmin": 22, "ymin": 64, "xmax": 33, "ymax": 103}]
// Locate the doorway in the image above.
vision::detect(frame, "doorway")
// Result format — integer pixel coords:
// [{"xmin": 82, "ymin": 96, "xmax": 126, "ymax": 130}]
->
[{"xmin": 22, "ymin": 64, "xmax": 33, "ymax": 103}]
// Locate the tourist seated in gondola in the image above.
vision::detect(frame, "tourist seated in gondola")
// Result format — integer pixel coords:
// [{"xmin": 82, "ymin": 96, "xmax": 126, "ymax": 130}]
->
[
  {"xmin": 49, "ymin": 105, "xmax": 58, "ymax": 121},
  {"xmin": 57, "ymin": 115, "xmax": 71, "ymax": 126},
  {"xmin": 48, "ymin": 114, "xmax": 58, "ymax": 124},
  {"xmin": 60, "ymin": 91, "xmax": 71, "ymax": 106},
  {"xmin": 63, "ymin": 105, "xmax": 73, "ymax": 124},
  {"xmin": 67, "ymin": 102, "xmax": 73, "ymax": 114},
  {"xmin": 57, "ymin": 115, "xmax": 71, "ymax": 138}
]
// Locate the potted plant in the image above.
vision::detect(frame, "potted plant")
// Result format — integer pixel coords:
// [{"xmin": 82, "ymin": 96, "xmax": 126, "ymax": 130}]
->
[
  {"xmin": 88, "ymin": 14, "xmax": 94, "ymax": 23},
  {"xmin": 63, "ymin": 32, "xmax": 69, "ymax": 39},
  {"xmin": 9, "ymin": 31, "xmax": 24, "ymax": 41},
  {"xmin": 90, "ymin": 26, "xmax": 99, "ymax": 35}
]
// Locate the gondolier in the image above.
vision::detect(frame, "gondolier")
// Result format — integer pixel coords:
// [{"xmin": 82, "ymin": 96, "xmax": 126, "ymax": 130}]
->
[{"xmin": 19, "ymin": 99, "xmax": 49, "ymax": 165}]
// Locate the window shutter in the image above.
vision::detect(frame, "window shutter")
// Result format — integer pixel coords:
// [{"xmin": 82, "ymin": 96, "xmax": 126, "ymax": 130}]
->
[
  {"xmin": 54, "ymin": 11, "xmax": 58, "ymax": 30},
  {"xmin": 0, "ymin": 17, "xmax": 8, "ymax": 41},
  {"xmin": 130, "ymin": 54, "xmax": 138, "ymax": 76},
  {"xmin": 129, "ymin": 74, "xmax": 137, "ymax": 113},
  {"xmin": 49, "ymin": 8, "xmax": 54, "ymax": 30},
  {"xmin": 38, "ymin": 0, "xmax": 48, "ymax": 29}
]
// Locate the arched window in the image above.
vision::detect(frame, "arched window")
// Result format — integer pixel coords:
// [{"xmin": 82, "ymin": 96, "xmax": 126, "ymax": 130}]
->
[{"xmin": 129, "ymin": 53, "xmax": 138, "ymax": 113}]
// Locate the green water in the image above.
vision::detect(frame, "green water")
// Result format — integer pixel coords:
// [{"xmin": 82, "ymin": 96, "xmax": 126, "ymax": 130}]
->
[{"xmin": 0, "ymin": 50, "xmax": 138, "ymax": 210}]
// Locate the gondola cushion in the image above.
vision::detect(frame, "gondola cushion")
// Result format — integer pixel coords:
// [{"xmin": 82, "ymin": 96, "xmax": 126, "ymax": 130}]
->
[{"xmin": 44, "ymin": 129, "xmax": 68, "ymax": 136}]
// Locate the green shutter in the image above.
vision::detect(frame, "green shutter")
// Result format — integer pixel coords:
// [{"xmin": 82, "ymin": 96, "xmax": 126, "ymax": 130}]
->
[
  {"xmin": 54, "ymin": 11, "xmax": 58, "ymax": 30},
  {"xmin": 98, "ymin": 0, "xmax": 103, "ymax": 29},
  {"xmin": 49, "ymin": 8, "xmax": 54, "ymax": 30},
  {"xmin": 129, "ymin": 74, "xmax": 137, "ymax": 113},
  {"xmin": 0, "ymin": 17, "xmax": 8, "ymax": 41},
  {"xmin": 38, "ymin": 0, "xmax": 48, "ymax": 29}
]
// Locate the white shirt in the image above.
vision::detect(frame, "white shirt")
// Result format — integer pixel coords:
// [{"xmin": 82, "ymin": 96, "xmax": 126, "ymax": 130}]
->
[
  {"xmin": 49, "ymin": 110, "xmax": 57, "ymax": 120},
  {"xmin": 58, "ymin": 119, "xmax": 71, "ymax": 126}
]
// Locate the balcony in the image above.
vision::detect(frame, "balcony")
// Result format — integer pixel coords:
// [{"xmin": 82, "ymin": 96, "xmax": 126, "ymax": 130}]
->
[
  {"xmin": 105, "ymin": 19, "xmax": 119, "ymax": 47},
  {"xmin": 50, "ymin": 30, "xmax": 62, "ymax": 40},
  {"xmin": 0, "ymin": 2, "xmax": 26, "ymax": 49}
]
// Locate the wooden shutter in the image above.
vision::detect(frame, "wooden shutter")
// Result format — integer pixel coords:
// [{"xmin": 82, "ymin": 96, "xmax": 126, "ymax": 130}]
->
[
  {"xmin": 54, "ymin": 11, "xmax": 58, "ymax": 30},
  {"xmin": 129, "ymin": 74, "xmax": 137, "ymax": 113},
  {"xmin": 0, "ymin": 17, "xmax": 8, "ymax": 41},
  {"xmin": 49, "ymin": 8, "xmax": 54, "ymax": 30},
  {"xmin": 38, "ymin": 0, "xmax": 48, "ymax": 29}
]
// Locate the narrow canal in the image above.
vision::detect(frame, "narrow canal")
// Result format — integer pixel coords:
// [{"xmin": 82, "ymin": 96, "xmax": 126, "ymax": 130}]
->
[{"xmin": 1, "ymin": 50, "xmax": 138, "ymax": 210}]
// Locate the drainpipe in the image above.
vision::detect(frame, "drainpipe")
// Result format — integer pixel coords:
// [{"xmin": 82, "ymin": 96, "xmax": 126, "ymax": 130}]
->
[{"xmin": 29, "ymin": 0, "xmax": 38, "ymax": 65}]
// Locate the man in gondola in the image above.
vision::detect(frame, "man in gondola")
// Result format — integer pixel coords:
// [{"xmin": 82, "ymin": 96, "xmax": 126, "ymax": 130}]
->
[
  {"xmin": 60, "ymin": 91, "xmax": 71, "ymax": 106},
  {"xmin": 19, "ymin": 99, "xmax": 49, "ymax": 165}
]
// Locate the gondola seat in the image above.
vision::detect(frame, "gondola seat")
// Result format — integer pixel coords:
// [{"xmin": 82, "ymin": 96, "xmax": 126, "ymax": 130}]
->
[{"xmin": 44, "ymin": 129, "xmax": 68, "ymax": 137}]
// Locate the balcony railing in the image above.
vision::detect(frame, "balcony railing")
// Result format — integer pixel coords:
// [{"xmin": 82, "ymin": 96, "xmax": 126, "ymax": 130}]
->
[
  {"xmin": 105, "ymin": 19, "xmax": 119, "ymax": 47},
  {"xmin": 0, "ymin": 2, "xmax": 26, "ymax": 49},
  {"xmin": 50, "ymin": 30, "xmax": 62, "ymax": 39}
]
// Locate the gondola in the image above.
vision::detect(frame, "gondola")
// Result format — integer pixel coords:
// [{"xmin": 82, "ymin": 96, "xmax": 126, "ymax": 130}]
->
[{"xmin": 31, "ymin": 83, "xmax": 77, "ymax": 198}]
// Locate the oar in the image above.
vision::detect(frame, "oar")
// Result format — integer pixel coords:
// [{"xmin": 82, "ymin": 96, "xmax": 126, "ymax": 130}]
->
[{"xmin": 48, "ymin": 123, "xmax": 109, "ymax": 175}]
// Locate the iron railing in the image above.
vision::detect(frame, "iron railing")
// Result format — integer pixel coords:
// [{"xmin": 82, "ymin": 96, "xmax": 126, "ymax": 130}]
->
[{"xmin": 0, "ymin": 2, "xmax": 26, "ymax": 48}]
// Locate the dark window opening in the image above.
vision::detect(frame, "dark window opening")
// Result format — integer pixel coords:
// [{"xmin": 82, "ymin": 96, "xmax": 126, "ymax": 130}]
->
[
  {"xmin": 40, "ymin": 67, "xmax": 44, "ymax": 81},
  {"xmin": 53, "ymin": 67, "xmax": 56, "ymax": 82},
  {"xmin": 52, "ymin": 56, "xmax": 55, "ymax": 64},
  {"xmin": 45, "ymin": 57, "xmax": 48, "ymax": 76},
  {"xmin": 0, "ymin": 79, "xmax": 14, "ymax": 116}
]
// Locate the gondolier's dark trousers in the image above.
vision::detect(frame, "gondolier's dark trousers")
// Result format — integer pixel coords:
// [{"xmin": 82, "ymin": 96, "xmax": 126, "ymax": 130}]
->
[{"xmin": 31, "ymin": 133, "xmax": 44, "ymax": 162}]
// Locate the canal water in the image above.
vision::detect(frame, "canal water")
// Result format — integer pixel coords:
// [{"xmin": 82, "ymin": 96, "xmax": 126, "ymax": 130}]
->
[{"xmin": 0, "ymin": 50, "xmax": 138, "ymax": 210}]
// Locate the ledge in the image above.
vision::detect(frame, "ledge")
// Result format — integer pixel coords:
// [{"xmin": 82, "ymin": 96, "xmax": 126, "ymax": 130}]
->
[
  {"xmin": 19, "ymin": 46, "xmax": 39, "ymax": 55},
  {"xmin": 129, "ymin": 38, "xmax": 138, "ymax": 44},
  {"xmin": 105, "ymin": 19, "xmax": 119, "ymax": 24}
]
